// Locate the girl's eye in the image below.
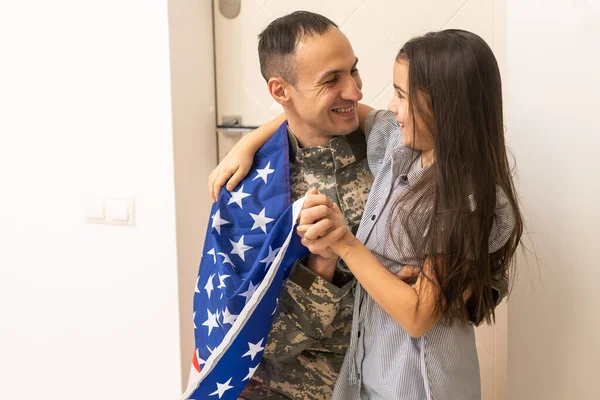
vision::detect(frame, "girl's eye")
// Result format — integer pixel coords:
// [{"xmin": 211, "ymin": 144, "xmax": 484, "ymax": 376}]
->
[
  {"xmin": 351, "ymin": 68, "xmax": 359, "ymax": 75},
  {"xmin": 325, "ymin": 77, "xmax": 338, "ymax": 85}
]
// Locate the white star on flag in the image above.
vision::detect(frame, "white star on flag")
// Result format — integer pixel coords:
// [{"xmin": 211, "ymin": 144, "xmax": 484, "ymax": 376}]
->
[
  {"xmin": 211, "ymin": 209, "xmax": 230, "ymax": 234},
  {"xmin": 207, "ymin": 248, "xmax": 216, "ymax": 263},
  {"xmin": 193, "ymin": 311, "xmax": 197, "ymax": 329},
  {"xmin": 222, "ymin": 306, "xmax": 238, "ymax": 326},
  {"xmin": 249, "ymin": 208, "xmax": 275, "ymax": 233},
  {"xmin": 227, "ymin": 185, "xmax": 250, "ymax": 209},
  {"xmin": 260, "ymin": 246, "xmax": 281, "ymax": 271},
  {"xmin": 242, "ymin": 338, "xmax": 265, "ymax": 361},
  {"xmin": 207, "ymin": 345, "xmax": 214, "ymax": 354},
  {"xmin": 202, "ymin": 308, "xmax": 219, "ymax": 337},
  {"xmin": 195, "ymin": 276, "xmax": 201, "ymax": 293},
  {"xmin": 196, "ymin": 348, "xmax": 206, "ymax": 367},
  {"xmin": 238, "ymin": 280, "xmax": 258, "ymax": 304},
  {"xmin": 217, "ymin": 252, "xmax": 236, "ymax": 268},
  {"xmin": 209, "ymin": 377, "xmax": 234, "ymax": 398},
  {"xmin": 243, "ymin": 365, "xmax": 258, "ymax": 381},
  {"xmin": 204, "ymin": 273, "xmax": 215, "ymax": 299},
  {"xmin": 253, "ymin": 161, "xmax": 275, "ymax": 183},
  {"xmin": 230, "ymin": 236, "xmax": 253, "ymax": 261},
  {"xmin": 217, "ymin": 273, "xmax": 230, "ymax": 289}
]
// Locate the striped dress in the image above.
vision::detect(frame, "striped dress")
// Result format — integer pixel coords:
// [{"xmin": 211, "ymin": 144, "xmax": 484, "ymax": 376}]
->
[{"xmin": 332, "ymin": 111, "xmax": 516, "ymax": 400}]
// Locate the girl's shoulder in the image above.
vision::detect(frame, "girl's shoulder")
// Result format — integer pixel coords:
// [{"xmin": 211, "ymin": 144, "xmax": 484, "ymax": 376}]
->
[
  {"xmin": 365, "ymin": 110, "xmax": 399, "ymax": 141},
  {"xmin": 365, "ymin": 110, "xmax": 403, "ymax": 175}
]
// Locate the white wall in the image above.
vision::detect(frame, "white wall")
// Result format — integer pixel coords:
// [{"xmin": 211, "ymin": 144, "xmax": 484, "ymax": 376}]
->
[
  {"xmin": 0, "ymin": 1, "xmax": 183, "ymax": 399},
  {"xmin": 507, "ymin": 1, "xmax": 600, "ymax": 399}
]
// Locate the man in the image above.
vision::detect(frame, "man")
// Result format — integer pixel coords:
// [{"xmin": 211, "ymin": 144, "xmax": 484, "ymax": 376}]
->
[
  {"xmin": 219, "ymin": 11, "xmax": 374, "ymax": 400},
  {"xmin": 210, "ymin": 11, "xmax": 508, "ymax": 400}
]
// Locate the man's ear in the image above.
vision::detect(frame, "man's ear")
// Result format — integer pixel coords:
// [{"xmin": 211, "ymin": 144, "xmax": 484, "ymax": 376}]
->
[{"xmin": 267, "ymin": 77, "xmax": 292, "ymax": 106}]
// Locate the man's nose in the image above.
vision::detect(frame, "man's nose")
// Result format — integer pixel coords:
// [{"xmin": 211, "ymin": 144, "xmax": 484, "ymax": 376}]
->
[{"xmin": 341, "ymin": 76, "xmax": 363, "ymax": 102}]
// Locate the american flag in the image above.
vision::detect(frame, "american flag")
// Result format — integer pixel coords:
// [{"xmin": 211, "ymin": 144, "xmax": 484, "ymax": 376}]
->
[{"xmin": 182, "ymin": 121, "xmax": 308, "ymax": 400}]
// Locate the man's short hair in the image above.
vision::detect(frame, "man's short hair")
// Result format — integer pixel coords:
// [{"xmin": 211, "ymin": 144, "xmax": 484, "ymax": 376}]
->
[{"xmin": 258, "ymin": 11, "xmax": 338, "ymax": 85}]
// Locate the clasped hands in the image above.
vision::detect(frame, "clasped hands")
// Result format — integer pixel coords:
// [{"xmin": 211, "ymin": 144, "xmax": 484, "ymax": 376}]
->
[
  {"xmin": 296, "ymin": 189, "xmax": 355, "ymax": 261},
  {"xmin": 296, "ymin": 189, "xmax": 421, "ymax": 285}
]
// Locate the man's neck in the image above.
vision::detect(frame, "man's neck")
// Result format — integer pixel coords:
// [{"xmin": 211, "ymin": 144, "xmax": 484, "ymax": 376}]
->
[{"xmin": 287, "ymin": 119, "xmax": 332, "ymax": 148}]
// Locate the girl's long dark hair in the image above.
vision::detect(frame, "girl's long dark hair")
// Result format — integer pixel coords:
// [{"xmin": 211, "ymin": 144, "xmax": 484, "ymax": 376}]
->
[{"xmin": 393, "ymin": 30, "xmax": 523, "ymax": 325}]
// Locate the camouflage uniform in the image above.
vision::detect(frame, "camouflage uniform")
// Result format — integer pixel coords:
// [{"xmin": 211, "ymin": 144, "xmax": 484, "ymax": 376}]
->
[{"xmin": 239, "ymin": 128, "xmax": 374, "ymax": 400}]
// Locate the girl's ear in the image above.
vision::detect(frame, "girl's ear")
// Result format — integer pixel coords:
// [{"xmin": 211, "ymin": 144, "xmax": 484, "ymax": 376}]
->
[{"xmin": 268, "ymin": 77, "xmax": 292, "ymax": 106}]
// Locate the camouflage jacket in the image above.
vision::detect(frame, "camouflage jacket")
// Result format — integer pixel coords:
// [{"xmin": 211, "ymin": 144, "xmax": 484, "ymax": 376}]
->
[{"xmin": 240, "ymin": 128, "xmax": 373, "ymax": 400}]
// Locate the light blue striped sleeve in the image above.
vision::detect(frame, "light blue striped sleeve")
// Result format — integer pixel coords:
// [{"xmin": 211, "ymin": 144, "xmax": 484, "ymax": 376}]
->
[{"xmin": 365, "ymin": 110, "xmax": 400, "ymax": 176}]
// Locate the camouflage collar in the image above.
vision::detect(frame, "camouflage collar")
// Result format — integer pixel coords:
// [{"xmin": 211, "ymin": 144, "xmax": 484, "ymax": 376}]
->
[{"xmin": 287, "ymin": 126, "xmax": 365, "ymax": 171}]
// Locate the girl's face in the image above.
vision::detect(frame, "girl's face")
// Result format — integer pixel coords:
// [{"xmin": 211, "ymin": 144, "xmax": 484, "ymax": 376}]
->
[{"xmin": 387, "ymin": 60, "xmax": 435, "ymax": 153}]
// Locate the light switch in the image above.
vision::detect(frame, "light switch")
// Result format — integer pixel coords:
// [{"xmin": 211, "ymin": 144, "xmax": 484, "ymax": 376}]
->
[
  {"xmin": 105, "ymin": 197, "xmax": 135, "ymax": 225},
  {"xmin": 84, "ymin": 197, "xmax": 105, "ymax": 222}
]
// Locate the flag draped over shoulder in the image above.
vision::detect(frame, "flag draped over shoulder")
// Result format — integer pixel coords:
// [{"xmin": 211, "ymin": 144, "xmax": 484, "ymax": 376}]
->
[{"xmin": 182, "ymin": 122, "xmax": 308, "ymax": 400}]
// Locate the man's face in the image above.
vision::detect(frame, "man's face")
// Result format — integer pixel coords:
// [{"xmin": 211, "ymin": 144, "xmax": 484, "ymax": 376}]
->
[{"xmin": 286, "ymin": 27, "xmax": 363, "ymax": 143}]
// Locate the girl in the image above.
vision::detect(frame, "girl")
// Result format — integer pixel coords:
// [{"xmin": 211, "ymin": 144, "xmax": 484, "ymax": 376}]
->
[{"xmin": 212, "ymin": 30, "xmax": 522, "ymax": 399}]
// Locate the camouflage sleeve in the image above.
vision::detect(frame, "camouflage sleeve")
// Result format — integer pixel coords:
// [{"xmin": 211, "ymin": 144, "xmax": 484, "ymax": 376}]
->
[
  {"xmin": 467, "ymin": 272, "xmax": 509, "ymax": 326},
  {"xmin": 491, "ymin": 272, "xmax": 509, "ymax": 306},
  {"xmin": 263, "ymin": 259, "xmax": 354, "ymax": 361}
]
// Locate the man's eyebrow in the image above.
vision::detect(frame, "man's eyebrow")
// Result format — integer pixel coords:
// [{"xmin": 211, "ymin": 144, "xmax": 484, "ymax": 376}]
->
[
  {"xmin": 317, "ymin": 58, "xmax": 359, "ymax": 82},
  {"xmin": 393, "ymin": 84, "xmax": 407, "ymax": 95}
]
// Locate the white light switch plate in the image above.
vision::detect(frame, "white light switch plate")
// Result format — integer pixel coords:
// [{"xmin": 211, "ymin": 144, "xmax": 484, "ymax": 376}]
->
[
  {"xmin": 84, "ymin": 197, "xmax": 106, "ymax": 223},
  {"xmin": 84, "ymin": 196, "xmax": 135, "ymax": 226},
  {"xmin": 105, "ymin": 197, "xmax": 135, "ymax": 226}
]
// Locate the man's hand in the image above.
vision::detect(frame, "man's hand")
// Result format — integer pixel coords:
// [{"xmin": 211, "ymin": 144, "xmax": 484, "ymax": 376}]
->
[
  {"xmin": 295, "ymin": 190, "xmax": 345, "ymax": 281},
  {"xmin": 396, "ymin": 266, "xmax": 421, "ymax": 286},
  {"xmin": 297, "ymin": 190, "xmax": 349, "ymax": 257},
  {"xmin": 209, "ymin": 113, "xmax": 286, "ymax": 202},
  {"xmin": 306, "ymin": 253, "xmax": 338, "ymax": 282},
  {"xmin": 208, "ymin": 137, "xmax": 255, "ymax": 202}
]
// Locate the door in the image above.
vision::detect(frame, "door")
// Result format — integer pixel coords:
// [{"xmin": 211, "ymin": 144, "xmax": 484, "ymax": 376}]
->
[{"xmin": 212, "ymin": 1, "xmax": 507, "ymax": 398}]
